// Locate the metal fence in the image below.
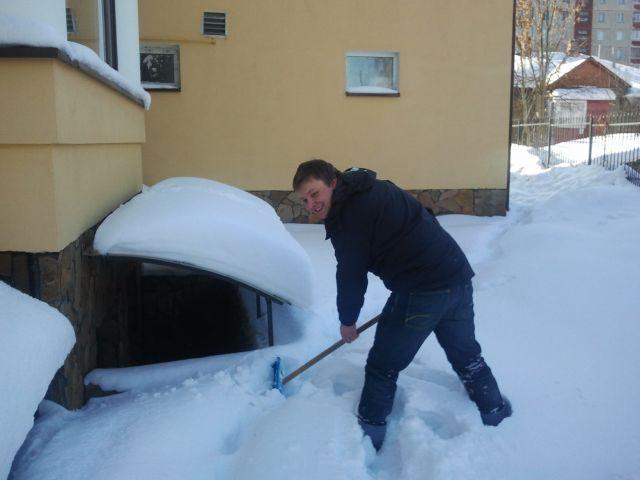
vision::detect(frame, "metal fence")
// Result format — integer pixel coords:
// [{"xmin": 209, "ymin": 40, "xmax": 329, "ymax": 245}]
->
[{"xmin": 512, "ymin": 111, "xmax": 640, "ymax": 186}]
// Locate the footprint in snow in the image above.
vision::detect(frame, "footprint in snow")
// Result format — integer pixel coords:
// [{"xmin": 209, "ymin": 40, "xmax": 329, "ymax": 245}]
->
[
  {"xmin": 416, "ymin": 410, "xmax": 466, "ymax": 440},
  {"xmin": 402, "ymin": 367, "xmax": 464, "ymax": 394}
]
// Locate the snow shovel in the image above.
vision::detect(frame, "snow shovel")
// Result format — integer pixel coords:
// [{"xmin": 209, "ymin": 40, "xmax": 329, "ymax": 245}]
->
[{"xmin": 272, "ymin": 314, "xmax": 381, "ymax": 392}]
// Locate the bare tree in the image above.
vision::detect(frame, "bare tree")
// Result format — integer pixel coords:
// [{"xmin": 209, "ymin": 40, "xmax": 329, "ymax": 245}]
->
[{"xmin": 514, "ymin": 0, "xmax": 583, "ymax": 122}]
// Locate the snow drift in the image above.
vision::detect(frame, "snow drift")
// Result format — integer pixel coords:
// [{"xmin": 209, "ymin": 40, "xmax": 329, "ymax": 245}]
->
[{"xmin": 0, "ymin": 282, "xmax": 75, "ymax": 480}]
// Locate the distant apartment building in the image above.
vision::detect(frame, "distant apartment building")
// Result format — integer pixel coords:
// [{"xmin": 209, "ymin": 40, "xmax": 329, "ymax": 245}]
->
[
  {"xmin": 588, "ymin": 0, "xmax": 640, "ymax": 65},
  {"xmin": 574, "ymin": 0, "xmax": 593, "ymax": 54}
]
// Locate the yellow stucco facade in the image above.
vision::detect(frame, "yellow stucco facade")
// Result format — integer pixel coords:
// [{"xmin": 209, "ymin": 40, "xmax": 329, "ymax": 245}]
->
[
  {"xmin": 0, "ymin": 58, "xmax": 145, "ymax": 252},
  {"xmin": 139, "ymin": 0, "xmax": 514, "ymax": 191}
]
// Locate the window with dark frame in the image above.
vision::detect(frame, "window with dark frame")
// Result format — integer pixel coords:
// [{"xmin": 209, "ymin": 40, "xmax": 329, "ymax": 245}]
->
[
  {"xmin": 102, "ymin": 0, "xmax": 118, "ymax": 69},
  {"xmin": 140, "ymin": 44, "xmax": 181, "ymax": 91}
]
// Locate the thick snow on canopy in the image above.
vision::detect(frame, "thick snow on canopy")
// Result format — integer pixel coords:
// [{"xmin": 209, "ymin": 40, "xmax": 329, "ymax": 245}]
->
[
  {"xmin": 94, "ymin": 177, "xmax": 314, "ymax": 308},
  {"xmin": 0, "ymin": 14, "xmax": 150, "ymax": 109},
  {"xmin": 0, "ymin": 282, "xmax": 74, "ymax": 480}
]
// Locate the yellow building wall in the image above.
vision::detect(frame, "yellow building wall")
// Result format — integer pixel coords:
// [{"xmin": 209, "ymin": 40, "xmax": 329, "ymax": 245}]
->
[
  {"xmin": 139, "ymin": 0, "xmax": 514, "ymax": 190},
  {"xmin": 52, "ymin": 144, "xmax": 143, "ymax": 249},
  {"xmin": 0, "ymin": 146, "xmax": 58, "ymax": 252},
  {"xmin": 0, "ymin": 58, "xmax": 145, "ymax": 252}
]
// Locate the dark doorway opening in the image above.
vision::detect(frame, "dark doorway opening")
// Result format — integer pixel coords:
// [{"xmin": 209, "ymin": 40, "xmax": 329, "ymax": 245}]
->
[{"xmin": 130, "ymin": 270, "xmax": 256, "ymax": 365}]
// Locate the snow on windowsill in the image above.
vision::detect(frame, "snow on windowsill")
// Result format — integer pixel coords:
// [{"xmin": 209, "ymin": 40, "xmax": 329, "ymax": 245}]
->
[
  {"xmin": 0, "ymin": 14, "xmax": 151, "ymax": 110},
  {"xmin": 346, "ymin": 86, "xmax": 399, "ymax": 96}
]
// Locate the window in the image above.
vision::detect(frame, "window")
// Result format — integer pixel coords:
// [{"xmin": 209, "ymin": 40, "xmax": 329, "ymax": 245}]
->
[
  {"xmin": 140, "ymin": 44, "xmax": 181, "ymax": 91},
  {"xmin": 595, "ymin": 29, "xmax": 605, "ymax": 40},
  {"xmin": 631, "ymin": 30, "xmax": 640, "ymax": 40},
  {"xmin": 615, "ymin": 47, "xmax": 625, "ymax": 59},
  {"xmin": 617, "ymin": 12, "xmax": 624, "ymax": 23},
  {"xmin": 631, "ymin": 46, "xmax": 640, "ymax": 57},
  {"xmin": 65, "ymin": 8, "xmax": 76, "ymax": 34},
  {"xmin": 65, "ymin": 0, "xmax": 118, "ymax": 69},
  {"xmin": 616, "ymin": 30, "xmax": 624, "ymax": 40},
  {"xmin": 634, "ymin": 11, "xmax": 640, "ymax": 21},
  {"xmin": 618, "ymin": 0, "xmax": 626, "ymax": 4},
  {"xmin": 597, "ymin": 12, "xmax": 606, "ymax": 22},
  {"xmin": 345, "ymin": 52, "xmax": 399, "ymax": 96}
]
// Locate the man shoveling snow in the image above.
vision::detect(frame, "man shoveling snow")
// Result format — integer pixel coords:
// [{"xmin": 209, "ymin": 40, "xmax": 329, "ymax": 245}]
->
[{"xmin": 293, "ymin": 159, "xmax": 512, "ymax": 450}]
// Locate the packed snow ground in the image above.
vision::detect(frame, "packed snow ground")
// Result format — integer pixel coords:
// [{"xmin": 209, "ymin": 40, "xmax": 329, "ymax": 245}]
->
[
  {"xmin": 10, "ymin": 148, "xmax": 640, "ymax": 479},
  {"xmin": 519, "ymin": 133, "xmax": 640, "ymax": 170}
]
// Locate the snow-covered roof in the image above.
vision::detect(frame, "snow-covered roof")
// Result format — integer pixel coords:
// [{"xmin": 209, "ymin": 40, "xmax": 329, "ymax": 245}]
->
[
  {"xmin": 0, "ymin": 14, "xmax": 151, "ymax": 109},
  {"xmin": 514, "ymin": 52, "xmax": 590, "ymax": 88},
  {"xmin": 593, "ymin": 56, "xmax": 640, "ymax": 90},
  {"xmin": 514, "ymin": 52, "xmax": 635, "ymax": 91},
  {"xmin": 94, "ymin": 177, "xmax": 315, "ymax": 308},
  {"xmin": 551, "ymin": 87, "xmax": 616, "ymax": 101},
  {"xmin": 0, "ymin": 282, "xmax": 75, "ymax": 480}
]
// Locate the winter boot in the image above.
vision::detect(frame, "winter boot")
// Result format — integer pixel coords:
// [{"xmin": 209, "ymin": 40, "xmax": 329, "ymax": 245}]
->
[
  {"xmin": 481, "ymin": 397, "xmax": 512, "ymax": 426},
  {"xmin": 358, "ymin": 419, "xmax": 387, "ymax": 451}
]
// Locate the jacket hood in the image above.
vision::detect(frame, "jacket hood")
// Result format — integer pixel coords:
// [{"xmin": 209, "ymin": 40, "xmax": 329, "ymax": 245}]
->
[
  {"xmin": 325, "ymin": 168, "xmax": 376, "ymax": 237},
  {"xmin": 334, "ymin": 168, "xmax": 377, "ymax": 201}
]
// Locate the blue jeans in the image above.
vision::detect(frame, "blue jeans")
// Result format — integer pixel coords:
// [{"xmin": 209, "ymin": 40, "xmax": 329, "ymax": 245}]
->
[{"xmin": 357, "ymin": 283, "xmax": 504, "ymax": 425}]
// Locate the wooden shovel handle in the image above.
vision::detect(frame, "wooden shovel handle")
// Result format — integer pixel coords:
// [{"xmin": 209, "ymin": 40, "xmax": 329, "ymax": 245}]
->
[{"xmin": 282, "ymin": 315, "xmax": 381, "ymax": 385}]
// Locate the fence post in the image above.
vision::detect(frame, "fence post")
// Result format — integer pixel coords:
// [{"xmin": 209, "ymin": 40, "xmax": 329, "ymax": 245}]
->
[
  {"xmin": 588, "ymin": 116, "xmax": 594, "ymax": 166},
  {"xmin": 546, "ymin": 104, "xmax": 554, "ymax": 168}
]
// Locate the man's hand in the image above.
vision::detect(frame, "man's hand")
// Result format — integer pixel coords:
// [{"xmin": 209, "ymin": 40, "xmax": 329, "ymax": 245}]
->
[{"xmin": 340, "ymin": 324, "xmax": 359, "ymax": 343}]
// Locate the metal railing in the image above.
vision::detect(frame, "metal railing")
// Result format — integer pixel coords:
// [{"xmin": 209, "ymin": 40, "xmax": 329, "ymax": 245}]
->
[{"xmin": 512, "ymin": 110, "xmax": 640, "ymax": 186}]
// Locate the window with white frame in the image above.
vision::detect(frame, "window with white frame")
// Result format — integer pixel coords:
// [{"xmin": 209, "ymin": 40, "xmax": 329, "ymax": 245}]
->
[
  {"xmin": 616, "ymin": 30, "xmax": 624, "ymax": 40},
  {"xmin": 632, "ymin": 30, "xmax": 640, "ymax": 40},
  {"xmin": 597, "ymin": 12, "xmax": 606, "ymax": 22},
  {"xmin": 634, "ymin": 11, "xmax": 640, "ymax": 21},
  {"xmin": 617, "ymin": 12, "xmax": 624, "ymax": 22},
  {"xmin": 595, "ymin": 29, "xmax": 605, "ymax": 40},
  {"xmin": 345, "ymin": 52, "xmax": 399, "ymax": 96}
]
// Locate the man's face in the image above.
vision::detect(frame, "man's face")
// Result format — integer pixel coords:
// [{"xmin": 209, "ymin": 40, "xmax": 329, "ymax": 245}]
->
[{"xmin": 296, "ymin": 177, "xmax": 337, "ymax": 221}]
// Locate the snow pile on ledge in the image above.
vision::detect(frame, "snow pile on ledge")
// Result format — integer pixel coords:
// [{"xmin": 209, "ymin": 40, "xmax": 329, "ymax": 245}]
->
[
  {"xmin": 0, "ymin": 14, "xmax": 151, "ymax": 109},
  {"xmin": 94, "ymin": 177, "xmax": 315, "ymax": 308},
  {"xmin": 0, "ymin": 282, "xmax": 75, "ymax": 480}
]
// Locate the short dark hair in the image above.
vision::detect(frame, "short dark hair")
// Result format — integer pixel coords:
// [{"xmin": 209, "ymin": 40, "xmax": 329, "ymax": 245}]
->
[{"xmin": 292, "ymin": 159, "xmax": 341, "ymax": 191}]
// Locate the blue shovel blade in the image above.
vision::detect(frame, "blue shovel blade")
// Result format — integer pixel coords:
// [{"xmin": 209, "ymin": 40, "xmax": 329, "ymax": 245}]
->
[{"xmin": 272, "ymin": 356, "xmax": 284, "ymax": 392}]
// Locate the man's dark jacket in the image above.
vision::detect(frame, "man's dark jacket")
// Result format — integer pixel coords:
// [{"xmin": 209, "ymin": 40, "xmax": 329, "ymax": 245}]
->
[{"xmin": 325, "ymin": 168, "xmax": 474, "ymax": 326}]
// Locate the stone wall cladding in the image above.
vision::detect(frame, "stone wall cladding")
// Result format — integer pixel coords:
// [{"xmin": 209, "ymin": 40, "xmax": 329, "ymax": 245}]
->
[
  {"xmin": 251, "ymin": 188, "xmax": 507, "ymax": 222},
  {"xmin": 0, "ymin": 228, "xmax": 139, "ymax": 409}
]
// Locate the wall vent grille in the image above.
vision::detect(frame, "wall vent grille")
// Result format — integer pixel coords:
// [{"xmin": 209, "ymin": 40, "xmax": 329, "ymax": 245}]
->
[{"xmin": 203, "ymin": 12, "xmax": 226, "ymax": 37}]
